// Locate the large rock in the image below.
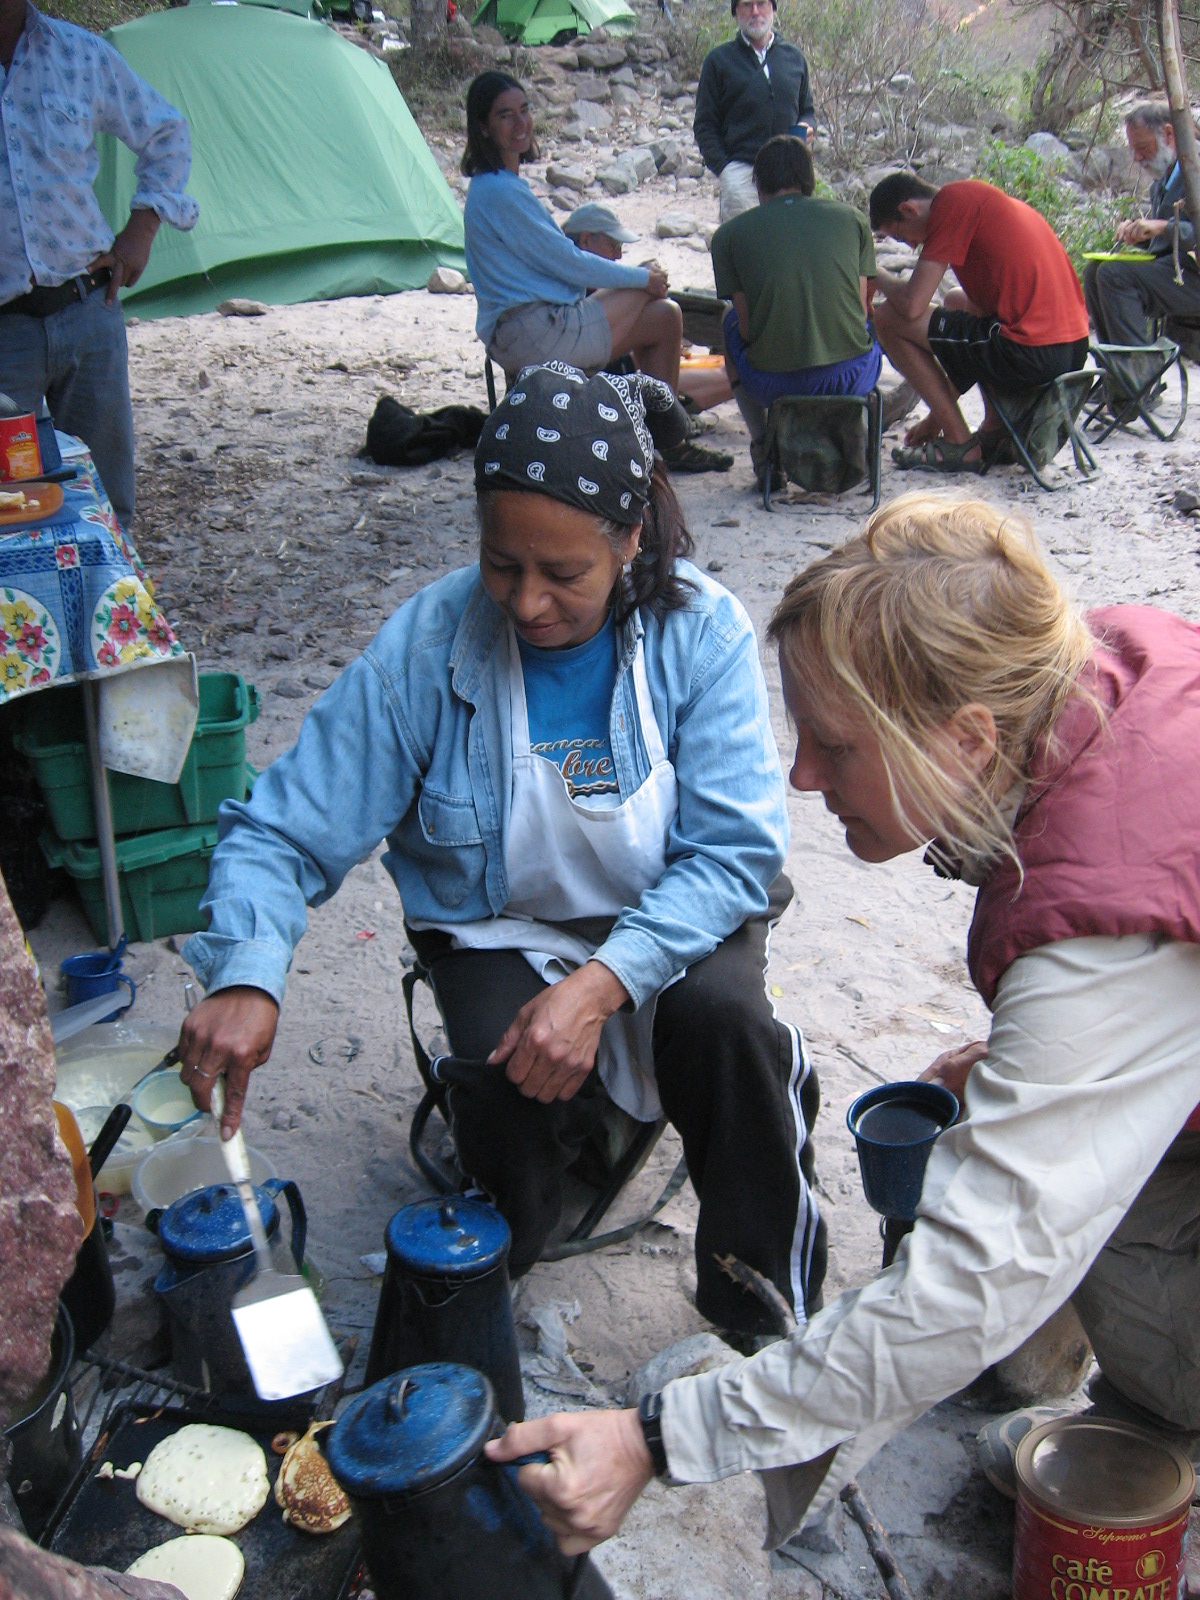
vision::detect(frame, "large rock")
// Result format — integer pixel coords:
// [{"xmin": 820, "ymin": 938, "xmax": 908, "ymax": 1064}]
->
[
  {"xmin": 610, "ymin": 84, "xmax": 641, "ymax": 110},
  {"xmin": 567, "ymin": 100, "xmax": 613, "ymax": 132},
  {"xmin": 989, "ymin": 1302, "xmax": 1093, "ymax": 1402},
  {"xmin": 1024, "ymin": 130, "xmax": 1073, "ymax": 166},
  {"xmin": 626, "ymin": 1333, "xmax": 740, "ymax": 1403},
  {"xmin": 0, "ymin": 882, "xmax": 81, "ymax": 1438},
  {"xmin": 626, "ymin": 147, "xmax": 658, "ymax": 182},
  {"xmin": 652, "ymin": 137, "xmax": 683, "ymax": 175},
  {"xmin": 426, "ymin": 266, "xmax": 470, "ymax": 294},
  {"xmin": 609, "ymin": 63, "xmax": 636, "ymax": 87},
  {"xmin": 598, "ymin": 160, "xmax": 639, "ymax": 195},
  {"xmin": 575, "ymin": 40, "xmax": 627, "ymax": 70},
  {"xmin": 571, "ymin": 73, "xmax": 612, "ymax": 103},
  {"xmin": 546, "ymin": 161, "xmax": 592, "ymax": 192},
  {"xmin": 0, "ymin": 1530, "xmax": 187, "ymax": 1599},
  {"xmin": 655, "ymin": 210, "xmax": 699, "ymax": 238}
]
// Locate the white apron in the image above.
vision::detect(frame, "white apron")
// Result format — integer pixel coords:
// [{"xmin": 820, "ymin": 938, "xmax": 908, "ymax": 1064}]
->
[{"xmin": 424, "ymin": 624, "xmax": 679, "ymax": 1121}]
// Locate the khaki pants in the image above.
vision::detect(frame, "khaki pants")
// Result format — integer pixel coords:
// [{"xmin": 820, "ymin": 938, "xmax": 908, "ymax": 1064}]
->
[
  {"xmin": 1071, "ymin": 1128, "xmax": 1200, "ymax": 1430},
  {"xmin": 718, "ymin": 160, "xmax": 758, "ymax": 223}
]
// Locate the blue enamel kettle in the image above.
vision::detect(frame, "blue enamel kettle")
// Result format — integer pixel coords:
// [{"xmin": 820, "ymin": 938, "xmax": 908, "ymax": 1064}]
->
[{"xmin": 152, "ymin": 1178, "xmax": 306, "ymax": 1396}]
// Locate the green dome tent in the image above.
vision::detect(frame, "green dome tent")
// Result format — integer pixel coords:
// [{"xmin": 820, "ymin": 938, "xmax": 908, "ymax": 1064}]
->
[
  {"xmin": 95, "ymin": 2, "xmax": 466, "ymax": 318},
  {"xmin": 472, "ymin": 0, "xmax": 634, "ymax": 48}
]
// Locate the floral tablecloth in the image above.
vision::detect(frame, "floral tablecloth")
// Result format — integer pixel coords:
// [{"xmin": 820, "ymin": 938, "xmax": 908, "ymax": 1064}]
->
[{"xmin": 0, "ymin": 450, "xmax": 185, "ymax": 704}]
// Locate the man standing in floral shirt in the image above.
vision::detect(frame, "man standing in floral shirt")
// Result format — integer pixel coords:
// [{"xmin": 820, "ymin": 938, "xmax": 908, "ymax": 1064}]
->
[{"xmin": 0, "ymin": 0, "xmax": 198, "ymax": 528}]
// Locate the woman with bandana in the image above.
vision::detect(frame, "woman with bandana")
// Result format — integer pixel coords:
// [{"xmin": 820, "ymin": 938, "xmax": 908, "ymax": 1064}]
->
[{"xmin": 177, "ymin": 362, "xmax": 827, "ymax": 1347}]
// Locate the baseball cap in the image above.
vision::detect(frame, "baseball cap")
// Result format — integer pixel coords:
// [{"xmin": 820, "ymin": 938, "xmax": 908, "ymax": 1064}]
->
[{"xmin": 562, "ymin": 202, "xmax": 638, "ymax": 243}]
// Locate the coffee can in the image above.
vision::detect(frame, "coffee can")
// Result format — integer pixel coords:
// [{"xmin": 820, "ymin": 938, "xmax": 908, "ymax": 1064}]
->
[{"xmin": 1013, "ymin": 1415, "xmax": 1195, "ymax": 1600}]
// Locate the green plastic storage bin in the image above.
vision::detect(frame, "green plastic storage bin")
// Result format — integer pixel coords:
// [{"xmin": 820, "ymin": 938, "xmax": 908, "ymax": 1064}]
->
[
  {"xmin": 13, "ymin": 673, "xmax": 259, "ymax": 842},
  {"xmin": 40, "ymin": 770, "xmax": 257, "ymax": 943}
]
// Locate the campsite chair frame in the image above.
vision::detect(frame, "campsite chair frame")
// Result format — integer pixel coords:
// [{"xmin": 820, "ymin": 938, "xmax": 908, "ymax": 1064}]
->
[
  {"xmin": 761, "ymin": 389, "xmax": 883, "ymax": 513},
  {"xmin": 401, "ymin": 963, "xmax": 688, "ymax": 1261},
  {"xmin": 1083, "ymin": 338, "xmax": 1188, "ymax": 445},
  {"xmin": 485, "ymin": 356, "xmax": 501, "ymax": 412},
  {"xmin": 980, "ymin": 372, "xmax": 1100, "ymax": 492}
]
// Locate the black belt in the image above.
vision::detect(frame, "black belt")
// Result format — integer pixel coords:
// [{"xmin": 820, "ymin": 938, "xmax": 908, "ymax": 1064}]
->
[{"xmin": 1, "ymin": 268, "xmax": 113, "ymax": 318}]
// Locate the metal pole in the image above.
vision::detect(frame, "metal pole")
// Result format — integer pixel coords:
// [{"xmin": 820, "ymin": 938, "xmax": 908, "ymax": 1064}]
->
[{"xmin": 81, "ymin": 677, "xmax": 124, "ymax": 950}]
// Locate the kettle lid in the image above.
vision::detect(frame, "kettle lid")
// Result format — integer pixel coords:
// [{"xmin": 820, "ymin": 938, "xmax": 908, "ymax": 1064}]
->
[
  {"xmin": 325, "ymin": 1363, "xmax": 494, "ymax": 1498},
  {"xmin": 157, "ymin": 1182, "xmax": 280, "ymax": 1263},
  {"xmin": 384, "ymin": 1197, "xmax": 511, "ymax": 1278}
]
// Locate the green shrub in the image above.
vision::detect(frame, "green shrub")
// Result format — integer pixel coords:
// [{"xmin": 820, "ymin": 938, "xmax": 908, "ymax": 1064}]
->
[
  {"xmin": 776, "ymin": 0, "xmax": 987, "ymax": 169},
  {"xmin": 666, "ymin": 7, "xmax": 726, "ymax": 83},
  {"xmin": 43, "ymin": 0, "xmax": 165, "ymax": 30},
  {"xmin": 976, "ymin": 138, "xmax": 1140, "ymax": 273}
]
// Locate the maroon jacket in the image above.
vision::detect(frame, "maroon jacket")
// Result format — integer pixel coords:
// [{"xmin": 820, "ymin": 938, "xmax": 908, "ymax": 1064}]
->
[{"xmin": 967, "ymin": 605, "xmax": 1200, "ymax": 1131}]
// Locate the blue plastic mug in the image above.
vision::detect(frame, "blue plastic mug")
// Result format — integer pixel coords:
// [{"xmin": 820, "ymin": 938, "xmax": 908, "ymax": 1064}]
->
[{"xmin": 60, "ymin": 949, "xmax": 136, "ymax": 1022}]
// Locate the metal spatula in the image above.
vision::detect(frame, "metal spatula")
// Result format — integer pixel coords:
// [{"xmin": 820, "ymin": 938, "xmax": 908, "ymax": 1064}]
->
[{"xmin": 210, "ymin": 1077, "xmax": 343, "ymax": 1401}]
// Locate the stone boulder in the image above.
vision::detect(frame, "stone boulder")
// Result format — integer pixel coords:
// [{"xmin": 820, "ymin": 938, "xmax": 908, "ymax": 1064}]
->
[
  {"xmin": 0, "ymin": 882, "xmax": 81, "ymax": 1438},
  {"xmin": 611, "ymin": 84, "xmax": 641, "ymax": 110},
  {"xmin": 427, "ymin": 266, "xmax": 470, "ymax": 294},
  {"xmin": 655, "ymin": 210, "xmax": 699, "ymax": 238},
  {"xmin": 598, "ymin": 159, "xmax": 639, "ymax": 195},
  {"xmin": 546, "ymin": 161, "xmax": 592, "ymax": 192},
  {"xmin": 575, "ymin": 40, "xmax": 628, "ymax": 70},
  {"xmin": 1024, "ymin": 130, "xmax": 1073, "ymax": 166},
  {"xmin": 571, "ymin": 73, "xmax": 612, "ymax": 103},
  {"xmin": 567, "ymin": 100, "xmax": 613, "ymax": 132},
  {"xmin": 653, "ymin": 137, "xmax": 683, "ymax": 175}
]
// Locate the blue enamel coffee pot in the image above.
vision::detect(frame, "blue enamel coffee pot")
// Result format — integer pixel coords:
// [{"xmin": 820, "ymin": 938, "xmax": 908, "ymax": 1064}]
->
[
  {"xmin": 364, "ymin": 1197, "xmax": 523, "ymax": 1422},
  {"xmin": 152, "ymin": 1178, "xmax": 306, "ymax": 1395}
]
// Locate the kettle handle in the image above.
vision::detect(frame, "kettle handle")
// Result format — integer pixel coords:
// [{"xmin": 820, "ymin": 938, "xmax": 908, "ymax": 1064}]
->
[{"xmin": 263, "ymin": 1178, "xmax": 307, "ymax": 1269}]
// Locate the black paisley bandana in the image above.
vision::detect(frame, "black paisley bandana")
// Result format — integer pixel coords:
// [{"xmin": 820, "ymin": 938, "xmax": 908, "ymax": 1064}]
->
[{"xmin": 474, "ymin": 359, "xmax": 677, "ymax": 526}]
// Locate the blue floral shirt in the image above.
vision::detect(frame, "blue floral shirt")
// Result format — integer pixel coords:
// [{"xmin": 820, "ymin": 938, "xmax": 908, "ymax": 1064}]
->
[{"xmin": 0, "ymin": 2, "xmax": 198, "ymax": 303}]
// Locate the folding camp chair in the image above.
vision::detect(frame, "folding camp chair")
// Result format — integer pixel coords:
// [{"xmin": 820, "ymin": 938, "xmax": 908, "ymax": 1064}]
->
[
  {"xmin": 402, "ymin": 962, "xmax": 688, "ymax": 1261},
  {"xmin": 760, "ymin": 389, "xmax": 883, "ymax": 512},
  {"xmin": 981, "ymin": 371, "xmax": 1100, "ymax": 492},
  {"xmin": 1083, "ymin": 337, "xmax": 1188, "ymax": 444},
  {"xmin": 485, "ymin": 356, "xmax": 502, "ymax": 413}
]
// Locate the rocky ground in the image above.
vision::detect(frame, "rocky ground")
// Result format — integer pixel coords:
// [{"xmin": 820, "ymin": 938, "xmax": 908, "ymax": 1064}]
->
[{"xmin": 21, "ymin": 11, "xmax": 1200, "ymax": 1597}]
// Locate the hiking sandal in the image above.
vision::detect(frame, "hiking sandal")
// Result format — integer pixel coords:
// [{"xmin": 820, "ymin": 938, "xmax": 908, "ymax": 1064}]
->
[
  {"xmin": 662, "ymin": 438, "xmax": 734, "ymax": 473},
  {"xmin": 891, "ymin": 436, "xmax": 987, "ymax": 474}
]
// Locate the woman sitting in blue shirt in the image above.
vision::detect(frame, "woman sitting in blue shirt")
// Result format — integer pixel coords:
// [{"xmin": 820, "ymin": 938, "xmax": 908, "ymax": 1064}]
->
[
  {"xmin": 177, "ymin": 361, "xmax": 826, "ymax": 1346},
  {"xmin": 463, "ymin": 72, "xmax": 681, "ymax": 383}
]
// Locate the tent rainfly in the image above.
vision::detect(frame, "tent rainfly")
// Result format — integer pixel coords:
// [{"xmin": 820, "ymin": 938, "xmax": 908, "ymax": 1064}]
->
[
  {"xmin": 94, "ymin": 1, "xmax": 466, "ymax": 318},
  {"xmin": 472, "ymin": 0, "xmax": 634, "ymax": 47}
]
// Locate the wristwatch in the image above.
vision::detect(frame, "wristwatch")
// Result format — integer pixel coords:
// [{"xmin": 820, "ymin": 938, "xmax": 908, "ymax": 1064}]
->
[{"xmin": 637, "ymin": 1390, "xmax": 670, "ymax": 1479}]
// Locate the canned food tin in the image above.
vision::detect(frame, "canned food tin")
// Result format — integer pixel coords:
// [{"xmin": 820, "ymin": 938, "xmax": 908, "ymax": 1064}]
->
[
  {"xmin": 0, "ymin": 413, "xmax": 42, "ymax": 481},
  {"xmin": 1013, "ymin": 1416, "xmax": 1195, "ymax": 1600}
]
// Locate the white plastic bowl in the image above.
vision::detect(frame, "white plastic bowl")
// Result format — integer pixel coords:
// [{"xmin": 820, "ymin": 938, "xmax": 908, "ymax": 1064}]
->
[
  {"xmin": 132, "ymin": 1067, "xmax": 202, "ymax": 1135},
  {"xmin": 73, "ymin": 1105, "xmax": 155, "ymax": 1194},
  {"xmin": 131, "ymin": 1124, "xmax": 278, "ymax": 1215}
]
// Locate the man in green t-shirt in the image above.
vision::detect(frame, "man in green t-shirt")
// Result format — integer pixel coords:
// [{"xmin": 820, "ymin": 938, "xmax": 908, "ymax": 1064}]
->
[{"xmin": 710, "ymin": 136, "xmax": 882, "ymax": 485}]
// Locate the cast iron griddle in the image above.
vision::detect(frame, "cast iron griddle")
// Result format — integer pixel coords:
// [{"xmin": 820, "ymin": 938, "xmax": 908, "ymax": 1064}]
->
[{"xmin": 41, "ymin": 1403, "xmax": 362, "ymax": 1600}]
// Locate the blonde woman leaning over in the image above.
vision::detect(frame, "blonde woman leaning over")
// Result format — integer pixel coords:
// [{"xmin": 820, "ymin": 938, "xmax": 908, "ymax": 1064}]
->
[{"xmin": 484, "ymin": 492, "xmax": 1200, "ymax": 1554}]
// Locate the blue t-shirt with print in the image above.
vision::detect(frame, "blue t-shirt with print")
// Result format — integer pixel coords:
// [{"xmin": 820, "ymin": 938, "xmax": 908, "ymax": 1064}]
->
[{"xmin": 517, "ymin": 620, "xmax": 620, "ymax": 807}]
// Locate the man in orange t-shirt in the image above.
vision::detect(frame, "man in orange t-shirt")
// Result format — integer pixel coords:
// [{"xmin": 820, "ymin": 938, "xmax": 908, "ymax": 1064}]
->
[{"xmin": 867, "ymin": 173, "xmax": 1089, "ymax": 473}]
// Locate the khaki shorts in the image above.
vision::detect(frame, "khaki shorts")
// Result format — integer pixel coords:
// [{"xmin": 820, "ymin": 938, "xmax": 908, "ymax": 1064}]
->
[{"xmin": 488, "ymin": 297, "xmax": 612, "ymax": 378}]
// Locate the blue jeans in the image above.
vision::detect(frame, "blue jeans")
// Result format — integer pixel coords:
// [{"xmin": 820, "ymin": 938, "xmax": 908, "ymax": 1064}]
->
[
  {"xmin": 723, "ymin": 308, "xmax": 882, "ymax": 408},
  {"xmin": 0, "ymin": 284, "xmax": 135, "ymax": 528}
]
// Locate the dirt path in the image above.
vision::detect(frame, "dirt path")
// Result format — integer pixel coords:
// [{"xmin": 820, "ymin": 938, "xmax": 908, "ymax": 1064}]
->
[{"xmin": 26, "ymin": 172, "xmax": 1200, "ymax": 1596}]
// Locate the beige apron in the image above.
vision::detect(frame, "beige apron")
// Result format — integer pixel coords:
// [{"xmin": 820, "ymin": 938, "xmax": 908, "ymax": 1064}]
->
[{"xmin": 427, "ymin": 624, "xmax": 679, "ymax": 1121}]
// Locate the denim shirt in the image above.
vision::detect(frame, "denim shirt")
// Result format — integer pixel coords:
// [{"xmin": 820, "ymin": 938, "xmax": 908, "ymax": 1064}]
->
[{"xmin": 183, "ymin": 561, "xmax": 789, "ymax": 1012}]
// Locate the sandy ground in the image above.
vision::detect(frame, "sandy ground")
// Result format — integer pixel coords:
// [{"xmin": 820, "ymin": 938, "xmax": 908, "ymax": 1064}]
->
[{"xmin": 25, "ymin": 168, "xmax": 1200, "ymax": 1598}]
